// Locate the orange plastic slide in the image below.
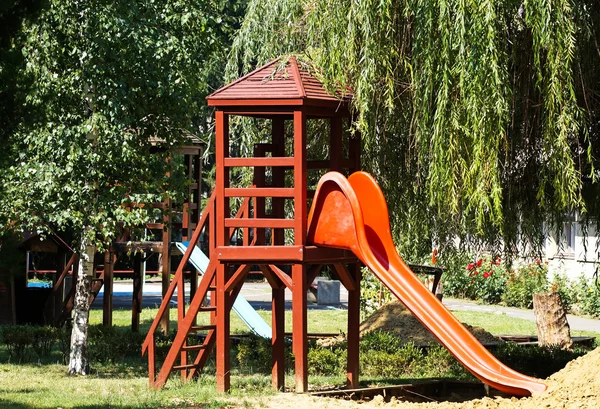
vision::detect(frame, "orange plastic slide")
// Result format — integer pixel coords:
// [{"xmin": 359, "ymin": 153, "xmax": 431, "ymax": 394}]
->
[{"xmin": 307, "ymin": 171, "xmax": 547, "ymax": 397}]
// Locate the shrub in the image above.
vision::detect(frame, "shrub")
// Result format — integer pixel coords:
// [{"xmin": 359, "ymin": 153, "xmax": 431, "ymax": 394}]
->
[
  {"xmin": 571, "ymin": 275, "xmax": 600, "ymax": 318},
  {"xmin": 307, "ymin": 346, "xmax": 345, "ymax": 376},
  {"xmin": 87, "ymin": 325, "xmax": 145, "ymax": 364},
  {"xmin": 360, "ymin": 268, "xmax": 392, "ymax": 319},
  {"xmin": 494, "ymin": 342, "xmax": 586, "ymax": 379},
  {"xmin": 360, "ymin": 342, "xmax": 422, "ymax": 378},
  {"xmin": 419, "ymin": 344, "xmax": 471, "ymax": 380},
  {"xmin": 236, "ymin": 334, "xmax": 293, "ymax": 374},
  {"xmin": 502, "ymin": 261, "xmax": 548, "ymax": 308},
  {"xmin": 437, "ymin": 251, "xmax": 473, "ymax": 299},
  {"xmin": 1, "ymin": 325, "xmax": 35, "ymax": 361},
  {"xmin": 32, "ymin": 325, "xmax": 57, "ymax": 357},
  {"xmin": 360, "ymin": 330, "xmax": 403, "ymax": 355}
]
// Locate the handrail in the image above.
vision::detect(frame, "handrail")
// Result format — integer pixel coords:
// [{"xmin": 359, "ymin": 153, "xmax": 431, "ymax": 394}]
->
[
  {"xmin": 142, "ymin": 189, "xmax": 255, "ymax": 354},
  {"xmin": 142, "ymin": 191, "xmax": 215, "ymax": 353}
]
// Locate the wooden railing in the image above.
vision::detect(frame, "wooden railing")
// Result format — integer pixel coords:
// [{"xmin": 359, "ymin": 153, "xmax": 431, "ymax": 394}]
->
[{"xmin": 142, "ymin": 190, "xmax": 255, "ymax": 387}]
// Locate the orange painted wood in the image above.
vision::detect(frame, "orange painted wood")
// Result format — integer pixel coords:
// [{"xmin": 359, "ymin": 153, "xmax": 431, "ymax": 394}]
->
[
  {"xmin": 266, "ymin": 265, "xmax": 293, "ymax": 290},
  {"xmin": 151, "ymin": 266, "xmax": 217, "ymax": 389},
  {"xmin": 347, "ymin": 263, "xmax": 361, "ymax": 388},
  {"xmin": 293, "ymin": 110, "xmax": 307, "ymax": 245},
  {"xmin": 333, "ymin": 263, "xmax": 357, "ymax": 291},
  {"xmin": 224, "ymin": 187, "xmax": 295, "ymax": 198},
  {"xmin": 272, "ymin": 286, "xmax": 286, "ymax": 390},
  {"xmin": 216, "ymin": 263, "xmax": 231, "ymax": 392},
  {"xmin": 216, "ymin": 245, "xmax": 357, "ymax": 263},
  {"xmin": 224, "ymin": 218, "xmax": 294, "ymax": 229},
  {"xmin": 224, "ymin": 157, "xmax": 294, "ymax": 167},
  {"xmin": 224, "ymin": 264, "xmax": 252, "ymax": 293},
  {"xmin": 52, "ymin": 253, "xmax": 76, "ymax": 292},
  {"xmin": 292, "ymin": 264, "xmax": 308, "ymax": 393},
  {"xmin": 306, "ymin": 264, "xmax": 323, "ymax": 287},
  {"xmin": 258, "ymin": 265, "xmax": 286, "ymax": 290}
]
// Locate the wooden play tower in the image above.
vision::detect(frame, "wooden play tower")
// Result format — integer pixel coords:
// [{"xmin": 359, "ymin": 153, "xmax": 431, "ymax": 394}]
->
[{"xmin": 143, "ymin": 56, "xmax": 363, "ymax": 393}]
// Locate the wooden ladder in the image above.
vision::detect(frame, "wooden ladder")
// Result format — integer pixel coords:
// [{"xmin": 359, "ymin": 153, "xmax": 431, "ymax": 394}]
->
[{"xmin": 142, "ymin": 191, "xmax": 254, "ymax": 388}]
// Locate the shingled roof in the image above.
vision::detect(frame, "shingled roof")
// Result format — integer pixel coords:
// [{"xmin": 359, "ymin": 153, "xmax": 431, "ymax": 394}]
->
[{"xmin": 207, "ymin": 56, "xmax": 352, "ymax": 109}]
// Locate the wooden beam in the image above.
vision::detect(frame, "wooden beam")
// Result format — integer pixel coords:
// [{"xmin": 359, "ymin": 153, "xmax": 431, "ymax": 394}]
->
[
  {"xmin": 224, "ymin": 187, "xmax": 295, "ymax": 198},
  {"xmin": 224, "ymin": 264, "xmax": 252, "ymax": 293},
  {"xmin": 333, "ymin": 263, "xmax": 357, "ymax": 291},
  {"xmin": 347, "ymin": 263, "xmax": 361, "ymax": 388}
]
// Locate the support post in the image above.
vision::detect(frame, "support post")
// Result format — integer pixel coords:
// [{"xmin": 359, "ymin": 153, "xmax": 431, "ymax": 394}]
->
[
  {"xmin": 132, "ymin": 252, "xmax": 144, "ymax": 332},
  {"xmin": 347, "ymin": 263, "xmax": 361, "ymax": 388},
  {"xmin": 102, "ymin": 251, "xmax": 114, "ymax": 327},
  {"xmin": 53, "ymin": 249, "xmax": 66, "ymax": 325},
  {"xmin": 272, "ymin": 283, "xmax": 285, "ymax": 390},
  {"xmin": 160, "ymin": 223, "xmax": 171, "ymax": 334},
  {"xmin": 216, "ymin": 263, "xmax": 231, "ymax": 392},
  {"xmin": 292, "ymin": 263, "xmax": 308, "ymax": 393}
]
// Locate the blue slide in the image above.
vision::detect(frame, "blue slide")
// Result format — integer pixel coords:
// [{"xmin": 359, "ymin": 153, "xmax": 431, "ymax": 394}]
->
[{"xmin": 175, "ymin": 242, "xmax": 272, "ymax": 339}]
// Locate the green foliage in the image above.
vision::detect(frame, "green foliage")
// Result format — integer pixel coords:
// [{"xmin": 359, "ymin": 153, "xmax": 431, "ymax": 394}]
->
[
  {"xmin": 502, "ymin": 262, "xmax": 549, "ymax": 308},
  {"xmin": 0, "ymin": 0, "xmax": 246, "ymax": 248},
  {"xmin": 0, "ymin": 325, "xmax": 57, "ymax": 362},
  {"xmin": 571, "ymin": 274, "xmax": 600, "ymax": 317},
  {"xmin": 0, "ymin": 231, "xmax": 23, "ymax": 281},
  {"xmin": 360, "ymin": 268, "xmax": 392, "ymax": 319},
  {"xmin": 464, "ymin": 257, "xmax": 508, "ymax": 304},
  {"xmin": 235, "ymin": 334, "xmax": 293, "ymax": 374},
  {"xmin": 493, "ymin": 342, "xmax": 587, "ymax": 379},
  {"xmin": 307, "ymin": 346, "xmax": 345, "ymax": 376},
  {"xmin": 360, "ymin": 330, "xmax": 403, "ymax": 355},
  {"xmin": 87, "ymin": 325, "xmax": 145, "ymax": 364},
  {"xmin": 228, "ymin": 0, "xmax": 600, "ymax": 256}
]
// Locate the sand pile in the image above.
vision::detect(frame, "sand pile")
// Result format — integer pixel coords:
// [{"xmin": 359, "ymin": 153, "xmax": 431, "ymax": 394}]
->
[{"xmin": 359, "ymin": 301, "xmax": 499, "ymax": 345}]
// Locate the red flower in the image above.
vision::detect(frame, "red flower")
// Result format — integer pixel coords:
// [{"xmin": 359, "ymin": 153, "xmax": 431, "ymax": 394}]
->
[
  {"xmin": 467, "ymin": 263, "xmax": 475, "ymax": 270},
  {"xmin": 493, "ymin": 257, "xmax": 501, "ymax": 265},
  {"xmin": 476, "ymin": 259, "xmax": 482, "ymax": 267},
  {"xmin": 483, "ymin": 272, "xmax": 491, "ymax": 278}
]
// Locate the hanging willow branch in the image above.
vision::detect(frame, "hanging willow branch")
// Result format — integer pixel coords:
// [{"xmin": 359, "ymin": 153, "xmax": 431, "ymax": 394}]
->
[{"xmin": 228, "ymin": 0, "xmax": 598, "ymax": 258}]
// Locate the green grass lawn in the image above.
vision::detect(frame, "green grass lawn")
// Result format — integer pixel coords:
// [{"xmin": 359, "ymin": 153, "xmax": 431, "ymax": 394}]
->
[
  {"xmin": 2, "ymin": 307, "xmax": 599, "ymax": 408},
  {"xmin": 89, "ymin": 307, "xmax": 350, "ymax": 334}
]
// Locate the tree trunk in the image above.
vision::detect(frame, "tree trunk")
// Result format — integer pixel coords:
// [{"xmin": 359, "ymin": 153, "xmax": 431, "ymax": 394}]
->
[
  {"xmin": 68, "ymin": 236, "xmax": 96, "ymax": 375},
  {"xmin": 533, "ymin": 292, "xmax": 572, "ymax": 349}
]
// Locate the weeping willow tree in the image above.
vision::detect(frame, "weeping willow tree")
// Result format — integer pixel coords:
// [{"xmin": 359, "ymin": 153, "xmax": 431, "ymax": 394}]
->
[{"xmin": 226, "ymin": 0, "xmax": 600, "ymax": 259}]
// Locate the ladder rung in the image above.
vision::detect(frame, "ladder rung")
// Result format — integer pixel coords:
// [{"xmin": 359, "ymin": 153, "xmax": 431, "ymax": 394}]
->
[
  {"xmin": 182, "ymin": 344, "xmax": 208, "ymax": 352},
  {"xmin": 199, "ymin": 306, "xmax": 216, "ymax": 312},
  {"xmin": 172, "ymin": 363, "xmax": 199, "ymax": 371},
  {"xmin": 190, "ymin": 325, "xmax": 215, "ymax": 332}
]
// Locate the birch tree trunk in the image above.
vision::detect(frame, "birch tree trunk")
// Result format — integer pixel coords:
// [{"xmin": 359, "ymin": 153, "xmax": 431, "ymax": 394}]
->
[{"xmin": 68, "ymin": 234, "xmax": 96, "ymax": 375}]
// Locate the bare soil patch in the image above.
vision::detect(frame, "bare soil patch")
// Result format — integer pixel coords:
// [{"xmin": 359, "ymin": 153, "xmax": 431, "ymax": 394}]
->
[{"xmin": 359, "ymin": 301, "xmax": 500, "ymax": 345}]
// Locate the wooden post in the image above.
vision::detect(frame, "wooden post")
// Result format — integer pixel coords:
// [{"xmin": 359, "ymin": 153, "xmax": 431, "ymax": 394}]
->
[
  {"xmin": 347, "ymin": 263, "xmax": 361, "ymax": 388},
  {"xmin": 160, "ymin": 211, "xmax": 171, "ymax": 334},
  {"xmin": 102, "ymin": 251, "xmax": 114, "ymax": 327},
  {"xmin": 533, "ymin": 292, "xmax": 572, "ymax": 349},
  {"xmin": 132, "ymin": 252, "xmax": 144, "ymax": 332},
  {"xmin": 272, "ymin": 284, "xmax": 285, "ymax": 390},
  {"xmin": 292, "ymin": 263, "xmax": 308, "ymax": 393},
  {"xmin": 53, "ymin": 249, "xmax": 66, "ymax": 325},
  {"xmin": 271, "ymin": 117, "xmax": 286, "ymax": 391},
  {"xmin": 215, "ymin": 110, "xmax": 231, "ymax": 392}
]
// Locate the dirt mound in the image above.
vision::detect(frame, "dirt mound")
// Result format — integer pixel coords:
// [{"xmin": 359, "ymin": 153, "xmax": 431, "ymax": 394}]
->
[{"xmin": 359, "ymin": 301, "xmax": 499, "ymax": 345}]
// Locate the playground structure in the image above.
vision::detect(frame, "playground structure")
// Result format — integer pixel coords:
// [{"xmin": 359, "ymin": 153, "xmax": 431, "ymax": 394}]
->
[
  {"xmin": 142, "ymin": 56, "xmax": 547, "ymax": 396},
  {"xmin": 17, "ymin": 144, "xmax": 203, "ymax": 331}
]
